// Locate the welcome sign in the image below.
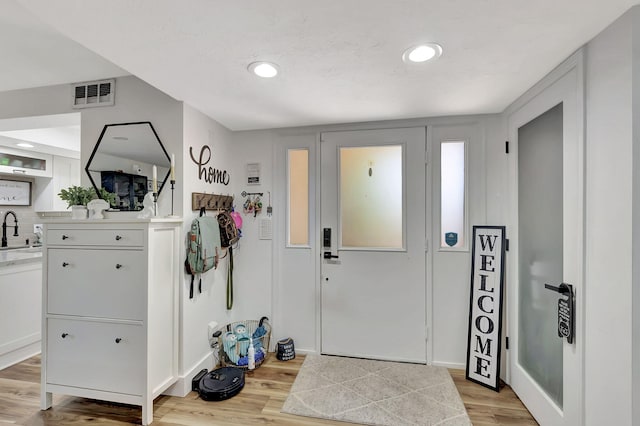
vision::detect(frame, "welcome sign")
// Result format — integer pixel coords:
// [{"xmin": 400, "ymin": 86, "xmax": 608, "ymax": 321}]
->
[{"xmin": 466, "ymin": 226, "xmax": 506, "ymax": 391}]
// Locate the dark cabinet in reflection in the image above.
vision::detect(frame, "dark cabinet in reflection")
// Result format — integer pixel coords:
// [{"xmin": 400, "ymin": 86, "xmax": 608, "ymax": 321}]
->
[{"xmin": 101, "ymin": 171, "xmax": 148, "ymax": 211}]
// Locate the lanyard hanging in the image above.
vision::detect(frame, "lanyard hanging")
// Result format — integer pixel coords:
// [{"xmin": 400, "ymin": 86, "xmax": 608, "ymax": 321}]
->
[{"xmin": 226, "ymin": 246, "xmax": 234, "ymax": 309}]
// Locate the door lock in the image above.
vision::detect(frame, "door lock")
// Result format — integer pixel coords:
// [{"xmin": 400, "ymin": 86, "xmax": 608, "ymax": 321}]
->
[{"xmin": 323, "ymin": 228, "xmax": 332, "ymax": 248}]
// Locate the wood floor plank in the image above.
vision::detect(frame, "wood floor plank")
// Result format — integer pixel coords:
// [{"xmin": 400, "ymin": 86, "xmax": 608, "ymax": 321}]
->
[
  {"xmin": 0, "ymin": 354, "xmax": 537, "ymax": 425},
  {"xmin": 0, "ymin": 357, "xmax": 40, "ymax": 384}
]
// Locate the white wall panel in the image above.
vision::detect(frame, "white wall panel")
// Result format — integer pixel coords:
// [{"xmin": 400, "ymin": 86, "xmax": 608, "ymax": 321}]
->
[
  {"xmin": 431, "ymin": 122, "xmax": 486, "ymax": 367},
  {"xmin": 584, "ymin": 11, "xmax": 633, "ymax": 425}
]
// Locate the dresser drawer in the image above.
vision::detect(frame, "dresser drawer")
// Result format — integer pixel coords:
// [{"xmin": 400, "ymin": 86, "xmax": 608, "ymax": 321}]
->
[
  {"xmin": 47, "ymin": 249, "xmax": 146, "ymax": 320},
  {"xmin": 46, "ymin": 318, "xmax": 144, "ymax": 396},
  {"xmin": 47, "ymin": 229, "xmax": 144, "ymax": 247}
]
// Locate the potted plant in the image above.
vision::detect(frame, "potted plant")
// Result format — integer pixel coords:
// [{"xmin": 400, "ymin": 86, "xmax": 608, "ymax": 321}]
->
[
  {"xmin": 58, "ymin": 186, "xmax": 97, "ymax": 219},
  {"xmin": 97, "ymin": 187, "xmax": 117, "ymax": 208}
]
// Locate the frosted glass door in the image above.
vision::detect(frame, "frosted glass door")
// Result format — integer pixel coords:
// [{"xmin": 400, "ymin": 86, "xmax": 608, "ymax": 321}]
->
[
  {"xmin": 517, "ymin": 103, "xmax": 563, "ymax": 406},
  {"xmin": 508, "ymin": 63, "xmax": 583, "ymax": 426}
]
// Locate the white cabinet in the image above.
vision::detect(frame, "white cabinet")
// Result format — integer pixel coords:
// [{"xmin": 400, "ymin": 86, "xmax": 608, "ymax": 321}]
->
[
  {"xmin": 34, "ymin": 155, "xmax": 81, "ymax": 212},
  {"xmin": 41, "ymin": 219, "xmax": 181, "ymax": 425},
  {"xmin": 0, "ymin": 146, "xmax": 52, "ymax": 178},
  {"xmin": 0, "ymin": 261, "xmax": 42, "ymax": 370}
]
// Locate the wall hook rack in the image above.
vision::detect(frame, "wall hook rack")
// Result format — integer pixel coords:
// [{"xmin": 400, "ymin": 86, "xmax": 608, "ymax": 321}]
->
[
  {"xmin": 241, "ymin": 191, "xmax": 263, "ymax": 197},
  {"xmin": 191, "ymin": 192, "xmax": 234, "ymax": 211}
]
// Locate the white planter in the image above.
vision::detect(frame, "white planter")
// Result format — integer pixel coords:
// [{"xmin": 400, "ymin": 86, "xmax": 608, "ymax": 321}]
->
[{"xmin": 71, "ymin": 205, "xmax": 88, "ymax": 220}]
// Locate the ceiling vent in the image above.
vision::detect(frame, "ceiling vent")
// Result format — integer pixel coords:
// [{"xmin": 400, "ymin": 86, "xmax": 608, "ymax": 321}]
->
[{"xmin": 71, "ymin": 79, "xmax": 115, "ymax": 108}]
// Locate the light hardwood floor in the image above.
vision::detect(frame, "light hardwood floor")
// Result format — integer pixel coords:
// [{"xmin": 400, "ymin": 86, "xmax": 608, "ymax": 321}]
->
[{"xmin": 0, "ymin": 355, "xmax": 537, "ymax": 425}]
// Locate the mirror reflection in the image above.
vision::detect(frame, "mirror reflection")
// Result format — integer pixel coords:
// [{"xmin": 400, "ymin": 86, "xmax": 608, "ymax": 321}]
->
[{"xmin": 85, "ymin": 122, "xmax": 170, "ymax": 211}]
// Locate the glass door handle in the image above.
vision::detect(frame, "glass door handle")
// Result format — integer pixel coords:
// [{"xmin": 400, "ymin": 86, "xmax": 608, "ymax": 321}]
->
[{"xmin": 544, "ymin": 283, "xmax": 571, "ymax": 295}]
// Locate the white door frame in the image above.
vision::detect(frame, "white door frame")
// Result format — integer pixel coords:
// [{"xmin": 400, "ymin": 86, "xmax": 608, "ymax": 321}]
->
[
  {"xmin": 271, "ymin": 121, "xmax": 436, "ymax": 364},
  {"xmin": 505, "ymin": 49, "xmax": 585, "ymax": 424}
]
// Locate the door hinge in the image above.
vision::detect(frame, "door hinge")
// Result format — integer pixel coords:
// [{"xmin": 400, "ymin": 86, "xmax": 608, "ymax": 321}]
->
[
  {"xmin": 425, "ymin": 150, "xmax": 429, "ymax": 165},
  {"xmin": 505, "ymin": 238, "xmax": 509, "ymax": 251},
  {"xmin": 506, "ymin": 336, "xmax": 510, "ymax": 350},
  {"xmin": 425, "ymin": 239, "xmax": 429, "ymax": 253},
  {"xmin": 505, "ymin": 141, "xmax": 510, "ymax": 154}
]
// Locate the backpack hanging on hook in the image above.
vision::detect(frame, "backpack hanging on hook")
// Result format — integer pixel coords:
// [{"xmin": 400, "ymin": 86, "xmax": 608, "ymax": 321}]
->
[
  {"xmin": 217, "ymin": 210, "xmax": 239, "ymax": 248},
  {"xmin": 185, "ymin": 208, "xmax": 220, "ymax": 299},
  {"xmin": 217, "ymin": 209, "xmax": 239, "ymax": 309}
]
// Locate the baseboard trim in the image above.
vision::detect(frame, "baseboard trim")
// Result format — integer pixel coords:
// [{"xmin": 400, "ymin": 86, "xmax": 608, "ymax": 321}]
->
[
  {"xmin": 163, "ymin": 352, "xmax": 213, "ymax": 397},
  {"xmin": 0, "ymin": 340, "xmax": 40, "ymax": 371},
  {"xmin": 432, "ymin": 361, "xmax": 466, "ymax": 370}
]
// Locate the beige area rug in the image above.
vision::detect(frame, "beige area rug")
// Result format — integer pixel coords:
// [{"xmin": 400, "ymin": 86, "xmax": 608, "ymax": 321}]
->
[{"xmin": 282, "ymin": 354, "xmax": 471, "ymax": 426}]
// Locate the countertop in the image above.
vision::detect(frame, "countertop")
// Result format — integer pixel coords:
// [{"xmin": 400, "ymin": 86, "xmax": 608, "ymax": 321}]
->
[{"xmin": 0, "ymin": 247, "xmax": 43, "ymax": 267}]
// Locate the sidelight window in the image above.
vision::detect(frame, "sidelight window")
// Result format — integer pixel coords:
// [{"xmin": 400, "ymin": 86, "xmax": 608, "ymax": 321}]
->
[
  {"xmin": 287, "ymin": 149, "xmax": 309, "ymax": 246},
  {"xmin": 440, "ymin": 141, "xmax": 466, "ymax": 249}
]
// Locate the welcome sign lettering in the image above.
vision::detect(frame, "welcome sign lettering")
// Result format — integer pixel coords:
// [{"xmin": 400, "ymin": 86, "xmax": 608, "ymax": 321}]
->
[{"xmin": 466, "ymin": 226, "xmax": 506, "ymax": 391}]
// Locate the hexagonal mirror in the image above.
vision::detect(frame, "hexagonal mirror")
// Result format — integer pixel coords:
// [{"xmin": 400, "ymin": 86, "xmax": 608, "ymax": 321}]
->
[{"xmin": 85, "ymin": 121, "xmax": 170, "ymax": 211}]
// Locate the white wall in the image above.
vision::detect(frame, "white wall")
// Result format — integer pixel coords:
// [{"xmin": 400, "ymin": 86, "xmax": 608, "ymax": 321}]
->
[
  {"xmin": 270, "ymin": 130, "xmax": 318, "ymax": 351},
  {"xmin": 79, "ymin": 76, "xmax": 183, "ymax": 217},
  {"xmin": 633, "ymin": 7, "xmax": 640, "ymax": 424},
  {"xmin": 0, "ymin": 84, "xmax": 73, "ymax": 119},
  {"xmin": 232, "ymin": 117, "xmax": 494, "ymax": 366},
  {"xmin": 168, "ymin": 103, "xmax": 236, "ymax": 396},
  {"xmin": 230, "ymin": 129, "xmax": 319, "ymax": 352},
  {"xmin": 430, "ymin": 120, "xmax": 487, "ymax": 368},
  {"xmin": 228, "ymin": 130, "xmax": 275, "ymax": 326},
  {"xmin": 584, "ymin": 10, "xmax": 633, "ymax": 425}
]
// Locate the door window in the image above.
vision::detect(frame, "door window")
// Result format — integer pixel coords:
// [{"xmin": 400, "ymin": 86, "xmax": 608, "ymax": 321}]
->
[{"xmin": 339, "ymin": 145, "xmax": 403, "ymax": 249}]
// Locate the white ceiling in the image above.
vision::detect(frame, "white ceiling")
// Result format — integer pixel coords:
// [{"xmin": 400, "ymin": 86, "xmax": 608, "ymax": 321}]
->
[{"xmin": 5, "ymin": 0, "xmax": 640, "ymax": 131}]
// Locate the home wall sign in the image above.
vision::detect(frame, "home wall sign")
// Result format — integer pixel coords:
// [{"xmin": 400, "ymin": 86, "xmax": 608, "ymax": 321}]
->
[
  {"xmin": 465, "ymin": 225, "xmax": 506, "ymax": 392},
  {"xmin": 0, "ymin": 179, "xmax": 31, "ymax": 206},
  {"xmin": 189, "ymin": 145, "xmax": 230, "ymax": 185}
]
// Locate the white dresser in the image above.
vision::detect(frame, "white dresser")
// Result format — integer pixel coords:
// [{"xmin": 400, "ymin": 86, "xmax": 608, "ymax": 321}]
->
[{"xmin": 40, "ymin": 218, "xmax": 181, "ymax": 425}]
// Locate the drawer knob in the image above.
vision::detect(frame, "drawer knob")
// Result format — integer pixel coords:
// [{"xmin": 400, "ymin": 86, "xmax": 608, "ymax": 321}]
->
[
  {"xmin": 116, "ymin": 264, "xmax": 123, "ymax": 269},
  {"xmin": 115, "ymin": 338, "xmax": 122, "ymax": 343},
  {"xmin": 61, "ymin": 333, "xmax": 68, "ymax": 338},
  {"xmin": 62, "ymin": 235, "xmax": 69, "ymax": 240},
  {"xmin": 62, "ymin": 262, "xmax": 69, "ymax": 267},
  {"xmin": 115, "ymin": 235, "xmax": 122, "ymax": 241}
]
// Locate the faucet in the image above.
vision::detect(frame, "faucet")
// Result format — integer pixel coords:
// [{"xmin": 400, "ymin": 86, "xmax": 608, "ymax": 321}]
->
[{"xmin": 2, "ymin": 211, "xmax": 18, "ymax": 248}]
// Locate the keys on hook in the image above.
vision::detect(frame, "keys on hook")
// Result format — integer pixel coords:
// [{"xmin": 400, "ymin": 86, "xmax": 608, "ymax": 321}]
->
[{"xmin": 243, "ymin": 193, "xmax": 263, "ymax": 217}]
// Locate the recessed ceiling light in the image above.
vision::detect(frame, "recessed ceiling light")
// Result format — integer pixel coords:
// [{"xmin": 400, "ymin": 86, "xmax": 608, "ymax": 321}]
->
[
  {"xmin": 17, "ymin": 142, "xmax": 34, "ymax": 148},
  {"xmin": 248, "ymin": 61, "xmax": 279, "ymax": 78},
  {"xmin": 402, "ymin": 43, "xmax": 443, "ymax": 63}
]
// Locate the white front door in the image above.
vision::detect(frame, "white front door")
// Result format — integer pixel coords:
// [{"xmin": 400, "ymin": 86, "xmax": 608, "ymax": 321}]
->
[
  {"xmin": 508, "ymin": 56, "xmax": 584, "ymax": 425},
  {"xmin": 320, "ymin": 127, "xmax": 426, "ymax": 363}
]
